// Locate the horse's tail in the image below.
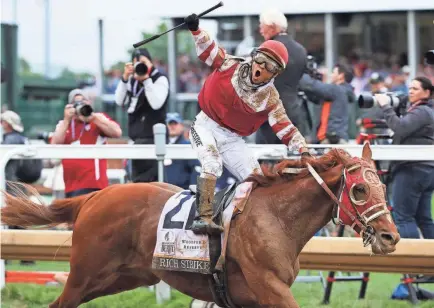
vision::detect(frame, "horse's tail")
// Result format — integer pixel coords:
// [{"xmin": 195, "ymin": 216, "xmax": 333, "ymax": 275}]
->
[{"xmin": 1, "ymin": 182, "xmax": 95, "ymax": 228}]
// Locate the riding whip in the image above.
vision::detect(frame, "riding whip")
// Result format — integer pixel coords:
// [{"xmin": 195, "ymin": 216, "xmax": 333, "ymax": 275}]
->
[{"xmin": 132, "ymin": 1, "xmax": 224, "ymax": 48}]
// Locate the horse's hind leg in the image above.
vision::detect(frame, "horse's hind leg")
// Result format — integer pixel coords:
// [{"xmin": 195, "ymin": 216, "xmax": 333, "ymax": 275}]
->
[
  {"xmin": 80, "ymin": 274, "xmax": 158, "ymax": 304},
  {"xmin": 54, "ymin": 261, "xmax": 160, "ymax": 307},
  {"xmin": 48, "ymin": 297, "xmax": 60, "ymax": 308},
  {"xmin": 51, "ymin": 270, "xmax": 89, "ymax": 308}
]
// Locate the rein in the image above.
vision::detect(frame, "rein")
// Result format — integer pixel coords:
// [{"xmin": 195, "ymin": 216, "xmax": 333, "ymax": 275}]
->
[
  {"xmin": 306, "ymin": 164, "xmax": 366, "ymax": 231},
  {"xmin": 305, "ymin": 163, "xmax": 384, "ymax": 247}
]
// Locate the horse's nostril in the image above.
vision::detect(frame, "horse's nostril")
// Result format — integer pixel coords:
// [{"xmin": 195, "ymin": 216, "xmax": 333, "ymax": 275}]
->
[{"xmin": 380, "ymin": 232, "xmax": 394, "ymax": 243}]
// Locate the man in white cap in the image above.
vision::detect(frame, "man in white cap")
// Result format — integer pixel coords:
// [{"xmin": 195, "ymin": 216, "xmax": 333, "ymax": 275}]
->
[
  {"xmin": 1, "ymin": 110, "xmax": 42, "ymax": 185},
  {"xmin": 1, "ymin": 110, "xmax": 24, "ymax": 135},
  {"xmin": 1, "ymin": 110, "xmax": 36, "ymax": 265},
  {"xmin": 1, "ymin": 110, "xmax": 25, "ymax": 157}
]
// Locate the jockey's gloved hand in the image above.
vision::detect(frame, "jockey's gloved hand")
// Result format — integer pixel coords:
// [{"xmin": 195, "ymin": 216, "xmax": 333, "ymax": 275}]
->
[
  {"xmin": 301, "ymin": 148, "xmax": 313, "ymax": 158},
  {"xmin": 185, "ymin": 14, "xmax": 199, "ymax": 31}
]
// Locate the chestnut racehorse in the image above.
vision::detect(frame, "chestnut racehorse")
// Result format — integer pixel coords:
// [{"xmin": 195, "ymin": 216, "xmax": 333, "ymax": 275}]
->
[{"xmin": 1, "ymin": 143, "xmax": 400, "ymax": 308}]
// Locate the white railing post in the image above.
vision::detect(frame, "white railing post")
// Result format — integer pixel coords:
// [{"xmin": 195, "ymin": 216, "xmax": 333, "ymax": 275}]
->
[
  {"xmin": 152, "ymin": 124, "xmax": 172, "ymax": 304},
  {"xmin": 153, "ymin": 124, "xmax": 167, "ymax": 183}
]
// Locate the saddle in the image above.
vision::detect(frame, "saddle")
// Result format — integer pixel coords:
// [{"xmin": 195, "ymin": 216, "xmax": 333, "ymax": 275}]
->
[{"xmin": 189, "ymin": 182, "xmax": 240, "ymax": 308}]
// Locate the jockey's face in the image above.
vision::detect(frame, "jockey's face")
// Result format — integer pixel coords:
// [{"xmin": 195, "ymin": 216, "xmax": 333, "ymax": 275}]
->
[{"xmin": 251, "ymin": 59, "xmax": 275, "ymax": 84}]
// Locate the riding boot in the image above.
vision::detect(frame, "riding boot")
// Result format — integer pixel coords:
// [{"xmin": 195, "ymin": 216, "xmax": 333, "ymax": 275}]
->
[{"xmin": 191, "ymin": 176, "xmax": 224, "ymax": 235}]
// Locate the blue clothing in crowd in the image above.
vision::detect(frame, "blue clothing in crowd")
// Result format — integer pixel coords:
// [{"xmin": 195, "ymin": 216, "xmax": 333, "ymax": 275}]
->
[{"xmin": 165, "ymin": 135, "xmax": 200, "ymax": 190}]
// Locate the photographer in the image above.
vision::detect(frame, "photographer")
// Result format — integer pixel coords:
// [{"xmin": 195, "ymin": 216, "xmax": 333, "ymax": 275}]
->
[
  {"xmin": 374, "ymin": 77, "xmax": 434, "ymax": 239},
  {"xmin": 115, "ymin": 48, "xmax": 169, "ymax": 183},
  {"xmin": 299, "ymin": 63, "xmax": 355, "ymax": 144},
  {"xmin": 357, "ymin": 73, "xmax": 392, "ymax": 139},
  {"xmin": 51, "ymin": 89, "xmax": 122, "ymax": 198}
]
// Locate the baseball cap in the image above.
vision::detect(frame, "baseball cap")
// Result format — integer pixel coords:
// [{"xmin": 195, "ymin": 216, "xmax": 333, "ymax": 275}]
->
[
  {"xmin": 401, "ymin": 65, "xmax": 411, "ymax": 74},
  {"xmin": 1, "ymin": 110, "xmax": 24, "ymax": 133},
  {"xmin": 369, "ymin": 72, "xmax": 384, "ymax": 84},
  {"xmin": 166, "ymin": 113, "xmax": 183, "ymax": 124},
  {"xmin": 132, "ymin": 48, "xmax": 152, "ymax": 62},
  {"xmin": 68, "ymin": 89, "xmax": 89, "ymax": 104}
]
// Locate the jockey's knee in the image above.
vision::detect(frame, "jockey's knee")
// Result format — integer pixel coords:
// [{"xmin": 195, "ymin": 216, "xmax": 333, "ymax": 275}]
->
[{"xmin": 201, "ymin": 161, "xmax": 222, "ymax": 178}]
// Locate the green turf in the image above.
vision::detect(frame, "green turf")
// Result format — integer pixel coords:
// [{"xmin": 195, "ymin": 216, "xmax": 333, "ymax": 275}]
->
[
  {"xmin": 5, "ymin": 261, "xmax": 70, "ymax": 272},
  {"xmin": 2, "ymin": 267, "xmax": 434, "ymax": 307},
  {"xmin": 1, "ymin": 285, "xmax": 191, "ymax": 308}
]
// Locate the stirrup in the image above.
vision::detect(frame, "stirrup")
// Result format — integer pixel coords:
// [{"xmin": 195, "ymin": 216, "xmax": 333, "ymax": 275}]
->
[{"xmin": 191, "ymin": 218, "xmax": 223, "ymax": 235}]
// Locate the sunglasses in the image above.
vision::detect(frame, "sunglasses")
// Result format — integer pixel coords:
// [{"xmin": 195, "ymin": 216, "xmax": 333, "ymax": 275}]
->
[{"xmin": 252, "ymin": 52, "xmax": 282, "ymax": 74}]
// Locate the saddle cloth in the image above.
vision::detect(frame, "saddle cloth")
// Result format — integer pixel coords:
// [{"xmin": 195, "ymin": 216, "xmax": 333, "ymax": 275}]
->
[{"xmin": 152, "ymin": 182, "xmax": 253, "ymax": 274}]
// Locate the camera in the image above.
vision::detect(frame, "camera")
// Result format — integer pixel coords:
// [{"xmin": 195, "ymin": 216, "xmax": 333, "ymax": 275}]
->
[
  {"xmin": 37, "ymin": 131, "xmax": 52, "ymax": 143},
  {"xmin": 73, "ymin": 101, "xmax": 93, "ymax": 117},
  {"xmin": 134, "ymin": 62, "xmax": 148, "ymax": 76},
  {"xmin": 305, "ymin": 55, "xmax": 323, "ymax": 81},
  {"xmin": 358, "ymin": 92, "xmax": 408, "ymax": 111},
  {"xmin": 425, "ymin": 50, "xmax": 434, "ymax": 65}
]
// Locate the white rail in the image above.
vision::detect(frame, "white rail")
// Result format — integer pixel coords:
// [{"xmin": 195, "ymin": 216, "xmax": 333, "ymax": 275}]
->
[{"xmin": 1, "ymin": 144, "xmax": 434, "ymax": 161}]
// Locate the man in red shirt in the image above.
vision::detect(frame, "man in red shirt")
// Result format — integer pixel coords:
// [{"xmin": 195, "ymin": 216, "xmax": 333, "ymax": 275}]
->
[
  {"xmin": 184, "ymin": 14, "xmax": 310, "ymax": 235},
  {"xmin": 51, "ymin": 89, "xmax": 122, "ymax": 198}
]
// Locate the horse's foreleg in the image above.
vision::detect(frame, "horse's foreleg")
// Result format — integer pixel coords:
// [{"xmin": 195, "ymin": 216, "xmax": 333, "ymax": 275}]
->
[{"xmin": 243, "ymin": 271, "xmax": 300, "ymax": 308}]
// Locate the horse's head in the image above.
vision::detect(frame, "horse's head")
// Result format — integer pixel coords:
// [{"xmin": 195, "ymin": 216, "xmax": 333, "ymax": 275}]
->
[{"xmin": 333, "ymin": 142, "xmax": 400, "ymax": 254}]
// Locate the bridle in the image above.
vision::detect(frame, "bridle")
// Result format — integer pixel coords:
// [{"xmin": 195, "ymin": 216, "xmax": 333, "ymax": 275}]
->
[{"xmin": 305, "ymin": 161, "xmax": 390, "ymax": 247}]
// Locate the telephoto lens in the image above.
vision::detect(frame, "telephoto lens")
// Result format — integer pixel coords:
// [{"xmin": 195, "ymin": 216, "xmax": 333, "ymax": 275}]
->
[
  {"xmin": 74, "ymin": 102, "xmax": 93, "ymax": 117},
  {"xmin": 358, "ymin": 94, "xmax": 375, "ymax": 109},
  {"xmin": 425, "ymin": 50, "xmax": 434, "ymax": 65},
  {"xmin": 134, "ymin": 62, "xmax": 148, "ymax": 76},
  {"xmin": 358, "ymin": 93, "xmax": 406, "ymax": 110}
]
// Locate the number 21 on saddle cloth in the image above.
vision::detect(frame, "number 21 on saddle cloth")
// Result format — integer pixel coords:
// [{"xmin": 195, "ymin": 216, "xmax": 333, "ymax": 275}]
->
[{"xmin": 151, "ymin": 182, "xmax": 253, "ymax": 275}]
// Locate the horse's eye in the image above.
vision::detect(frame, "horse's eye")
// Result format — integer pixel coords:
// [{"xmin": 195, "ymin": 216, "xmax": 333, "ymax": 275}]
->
[
  {"xmin": 350, "ymin": 183, "xmax": 370, "ymax": 205},
  {"xmin": 355, "ymin": 184, "xmax": 366, "ymax": 194}
]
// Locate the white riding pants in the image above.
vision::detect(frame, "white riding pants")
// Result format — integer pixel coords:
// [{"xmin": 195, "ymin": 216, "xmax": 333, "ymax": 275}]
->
[{"xmin": 189, "ymin": 111, "xmax": 262, "ymax": 182}]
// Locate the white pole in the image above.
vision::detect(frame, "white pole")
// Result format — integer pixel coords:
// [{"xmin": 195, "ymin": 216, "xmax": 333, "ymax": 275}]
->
[
  {"xmin": 12, "ymin": 0, "xmax": 18, "ymax": 24},
  {"xmin": 44, "ymin": 0, "xmax": 51, "ymax": 78},
  {"xmin": 167, "ymin": 19, "xmax": 177, "ymax": 113},
  {"xmin": 407, "ymin": 11, "xmax": 418, "ymax": 81},
  {"xmin": 325, "ymin": 13, "xmax": 336, "ymax": 82},
  {"xmin": 152, "ymin": 124, "xmax": 171, "ymax": 304}
]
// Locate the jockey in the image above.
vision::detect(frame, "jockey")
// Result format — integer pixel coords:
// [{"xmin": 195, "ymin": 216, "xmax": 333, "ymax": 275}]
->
[{"xmin": 185, "ymin": 14, "xmax": 311, "ymax": 236}]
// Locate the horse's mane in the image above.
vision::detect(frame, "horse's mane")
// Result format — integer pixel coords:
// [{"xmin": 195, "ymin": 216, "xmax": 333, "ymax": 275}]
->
[{"xmin": 245, "ymin": 148, "xmax": 353, "ymax": 189}]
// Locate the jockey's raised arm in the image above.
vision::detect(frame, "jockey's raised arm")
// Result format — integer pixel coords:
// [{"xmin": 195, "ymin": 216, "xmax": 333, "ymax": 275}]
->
[
  {"xmin": 190, "ymin": 28, "xmax": 227, "ymax": 70},
  {"xmin": 268, "ymin": 96, "xmax": 309, "ymax": 154},
  {"xmin": 185, "ymin": 14, "xmax": 227, "ymax": 70},
  {"xmin": 183, "ymin": 12, "xmax": 312, "ymax": 236}
]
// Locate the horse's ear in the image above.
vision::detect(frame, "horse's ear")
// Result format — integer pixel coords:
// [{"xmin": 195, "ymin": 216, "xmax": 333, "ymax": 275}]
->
[{"xmin": 362, "ymin": 141, "xmax": 372, "ymax": 161}]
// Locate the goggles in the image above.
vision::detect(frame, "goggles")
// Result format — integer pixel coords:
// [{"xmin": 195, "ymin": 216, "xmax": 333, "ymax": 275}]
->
[{"xmin": 252, "ymin": 51, "xmax": 283, "ymax": 74}]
